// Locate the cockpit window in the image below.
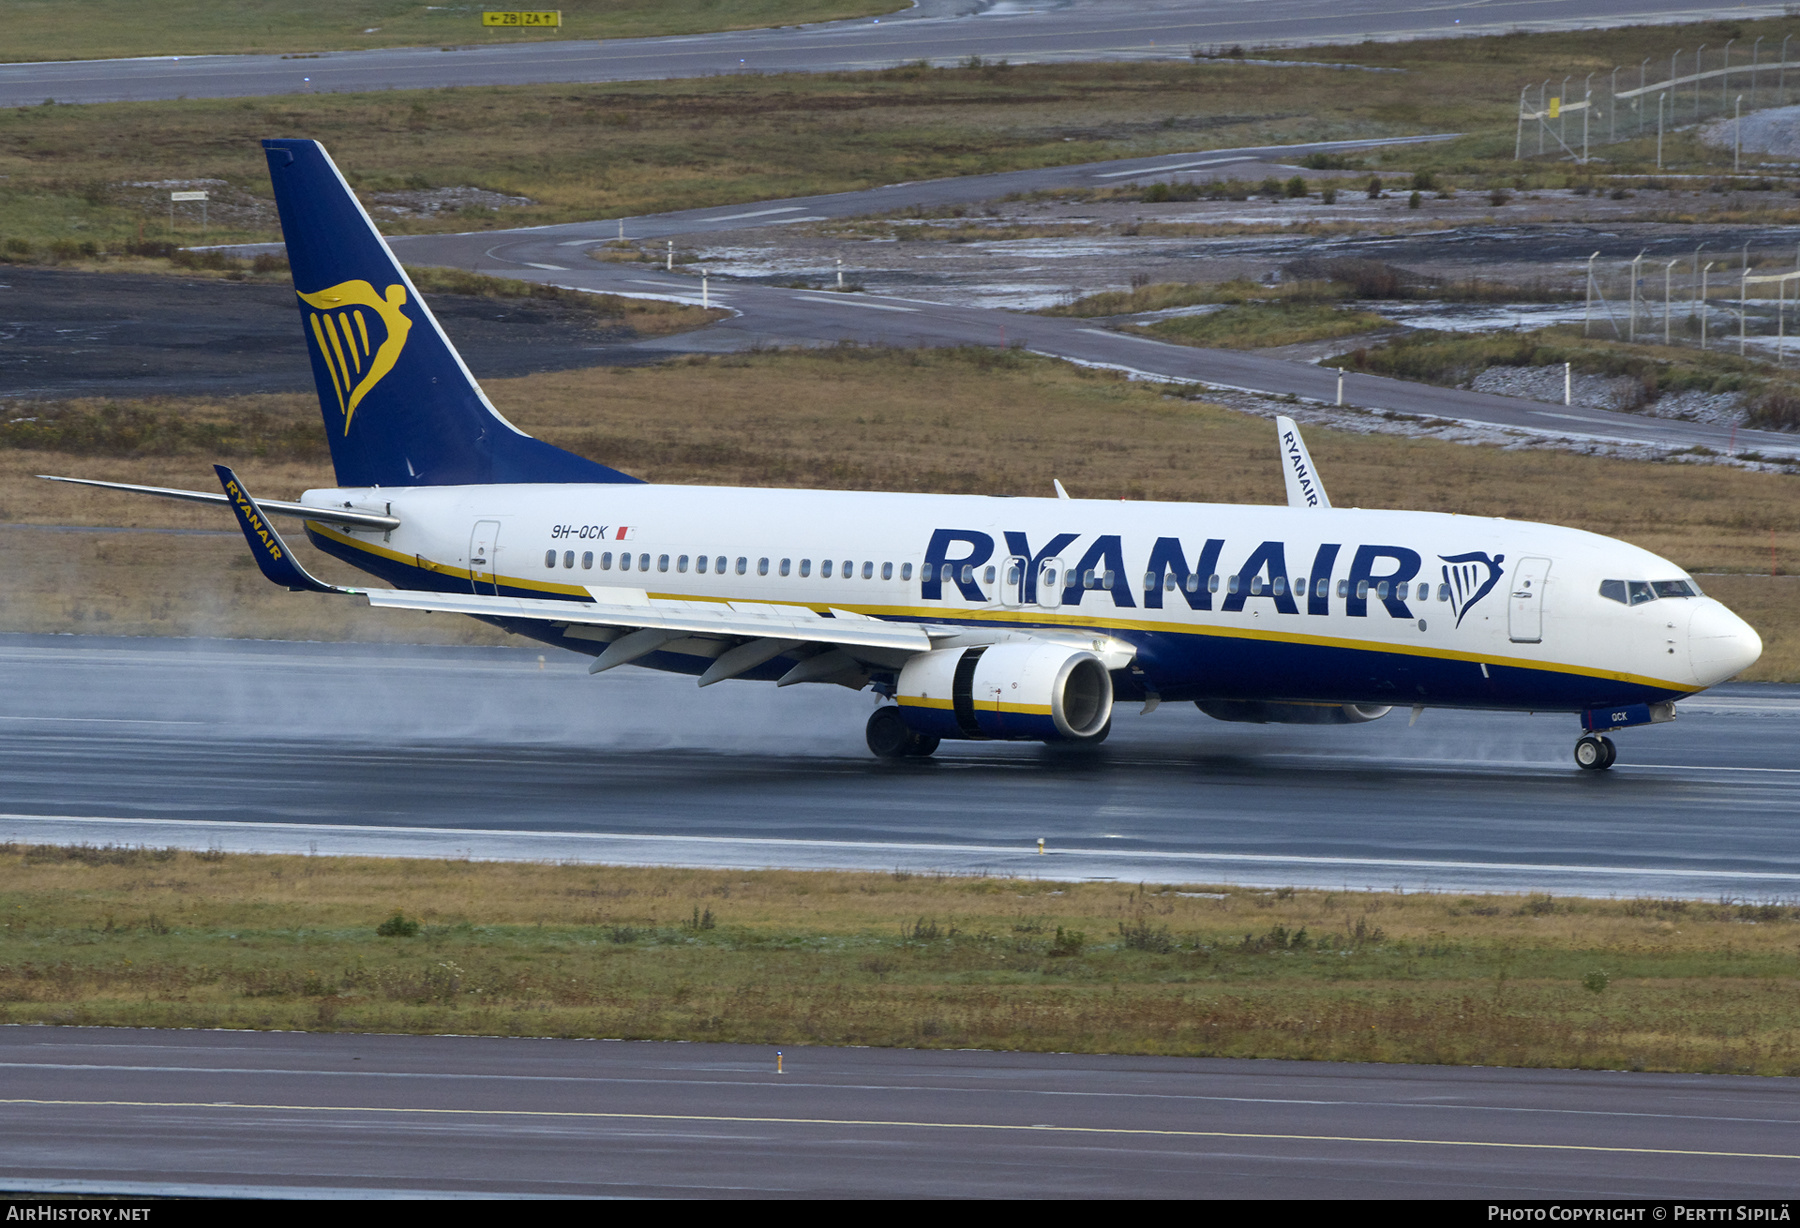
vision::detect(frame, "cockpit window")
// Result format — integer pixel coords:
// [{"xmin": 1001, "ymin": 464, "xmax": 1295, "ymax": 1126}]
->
[{"xmin": 1600, "ymin": 578, "xmax": 1700, "ymax": 606}]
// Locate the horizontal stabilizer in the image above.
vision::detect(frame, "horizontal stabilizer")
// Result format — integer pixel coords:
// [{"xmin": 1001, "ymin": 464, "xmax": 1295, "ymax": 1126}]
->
[
  {"xmin": 213, "ymin": 464, "xmax": 356, "ymax": 594},
  {"xmin": 39, "ymin": 475, "xmax": 399, "ymax": 531}
]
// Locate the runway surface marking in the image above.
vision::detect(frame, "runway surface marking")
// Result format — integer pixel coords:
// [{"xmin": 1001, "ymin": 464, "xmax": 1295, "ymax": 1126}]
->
[
  {"xmin": 4, "ymin": 1098, "xmax": 1797, "ymax": 1161},
  {"xmin": 1093, "ymin": 156, "xmax": 1261, "ymax": 178},
  {"xmin": 3, "ymin": 814, "xmax": 1795, "ymax": 882},
  {"xmin": 6, "ymin": 1064, "xmax": 1795, "ymax": 1127}
]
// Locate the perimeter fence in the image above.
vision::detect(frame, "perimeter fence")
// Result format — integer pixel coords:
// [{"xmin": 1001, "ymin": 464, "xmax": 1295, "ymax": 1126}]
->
[{"xmin": 1517, "ymin": 31, "xmax": 1800, "ymax": 163}]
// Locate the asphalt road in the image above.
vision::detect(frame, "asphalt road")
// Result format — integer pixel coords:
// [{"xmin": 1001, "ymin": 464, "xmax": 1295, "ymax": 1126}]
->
[
  {"xmin": 1, "ymin": 1027, "xmax": 1795, "ymax": 1198},
  {"xmin": 3, "ymin": 635, "xmax": 1796, "ymax": 899},
  {"xmin": 0, "ymin": 266, "xmax": 679, "ymax": 400},
  {"xmin": 393, "ymin": 231, "xmax": 1800, "ymax": 462},
  {"xmin": 0, "ymin": 0, "xmax": 1781, "ymax": 107}
]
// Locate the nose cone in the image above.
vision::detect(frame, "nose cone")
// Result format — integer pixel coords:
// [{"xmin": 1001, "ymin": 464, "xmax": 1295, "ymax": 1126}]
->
[{"xmin": 1688, "ymin": 599, "xmax": 1762, "ymax": 687}]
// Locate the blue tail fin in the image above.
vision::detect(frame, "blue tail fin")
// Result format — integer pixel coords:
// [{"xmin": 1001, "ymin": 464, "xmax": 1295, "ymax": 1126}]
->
[{"xmin": 262, "ymin": 138, "xmax": 641, "ymax": 488}]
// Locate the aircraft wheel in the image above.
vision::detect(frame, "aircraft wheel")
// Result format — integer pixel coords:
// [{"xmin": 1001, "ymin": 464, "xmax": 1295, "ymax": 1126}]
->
[
  {"xmin": 1598, "ymin": 735, "xmax": 1617, "ymax": 769},
  {"xmin": 1574, "ymin": 735, "xmax": 1611, "ymax": 771},
  {"xmin": 904, "ymin": 733, "xmax": 940, "ymax": 758},
  {"xmin": 866, "ymin": 706, "xmax": 915, "ymax": 760}
]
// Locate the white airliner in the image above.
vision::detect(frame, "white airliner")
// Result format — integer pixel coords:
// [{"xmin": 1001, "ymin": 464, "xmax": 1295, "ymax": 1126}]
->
[{"xmin": 47, "ymin": 140, "xmax": 1762, "ymax": 770}]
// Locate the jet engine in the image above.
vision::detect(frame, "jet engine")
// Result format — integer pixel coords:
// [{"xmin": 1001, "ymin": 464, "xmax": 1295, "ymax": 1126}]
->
[
  {"xmin": 1196, "ymin": 700, "xmax": 1392, "ymax": 725},
  {"xmin": 894, "ymin": 644, "xmax": 1113, "ymax": 742}
]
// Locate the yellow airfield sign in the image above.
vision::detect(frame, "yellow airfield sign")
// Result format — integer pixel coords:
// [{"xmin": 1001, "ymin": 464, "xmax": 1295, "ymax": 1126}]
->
[{"xmin": 482, "ymin": 11, "xmax": 561, "ymax": 27}]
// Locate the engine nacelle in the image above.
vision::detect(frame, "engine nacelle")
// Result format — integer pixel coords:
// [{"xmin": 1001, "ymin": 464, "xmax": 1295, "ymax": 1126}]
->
[
  {"xmin": 895, "ymin": 644, "xmax": 1113, "ymax": 742},
  {"xmin": 1197, "ymin": 700, "xmax": 1392, "ymax": 725}
]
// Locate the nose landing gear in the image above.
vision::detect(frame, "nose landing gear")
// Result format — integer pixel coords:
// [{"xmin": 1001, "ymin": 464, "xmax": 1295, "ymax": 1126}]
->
[{"xmin": 1574, "ymin": 734, "xmax": 1617, "ymax": 771}]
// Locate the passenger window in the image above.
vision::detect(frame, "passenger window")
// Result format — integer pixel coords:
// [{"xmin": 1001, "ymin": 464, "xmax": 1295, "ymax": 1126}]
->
[
  {"xmin": 846, "ymin": 561, "xmax": 856, "ymax": 580},
  {"xmin": 1083, "ymin": 569, "xmax": 1096, "ymax": 589},
  {"xmin": 940, "ymin": 563, "xmax": 953, "ymax": 583},
  {"xmin": 601, "ymin": 552, "xmax": 613, "ymax": 570},
  {"xmin": 638, "ymin": 553, "xmax": 650, "ymax": 571},
  {"xmin": 800, "ymin": 559, "xmax": 811, "ymax": 577},
  {"xmin": 780, "ymin": 558, "xmax": 791, "ymax": 577},
  {"xmin": 882, "ymin": 562, "xmax": 893, "ymax": 581},
  {"xmin": 1376, "ymin": 581, "xmax": 1389, "ymax": 599},
  {"xmin": 715, "ymin": 556, "xmax": 726, "ymax": 574},
  {"xmin": 1628, "ymin": 580, "xmax": 1655, "ymax": 606},
  {"xmin": 863, "ymin": 561, "xmax": 874, "ymax": 580},
  {"xmin": 563, "ymin": 550, "xmax": 575, "ymax": 569},
  {"xmin": 677, "ymin": 555, "xmax": 689, "ymax": 573},
  {"xmin": 582, "ymin": 552, "xmax": 593, "ymax": 570},
  {"xmin": 1227, "ymin": 575, "xmax": 1240, "ymax": 595},
  {"xmin": 658, "ymin": 554, "xmax": 670, "ymax": 573},
  {"xmin": 1165, "ymin": 575, "xmax": 1176, "ymax": 592},
  {"xmin": 960, "ymin": 564, "xmax": 974, "ymax": 585},
  {"xmin": 1438, "ymin": 583, "xmax": 1449, "ymax": 602},
  {"xmin": 1356, "ymin": 580, "xmax": 1369, "ymax": 599},
  {"xmin": 696, "ymin": 555, "xmax": 708, "ymax": 574},
  {"xmin": 822, "ymin": 559, "xmax": 834, "ymax": 578},
  {"xmin": 544, "ymin": 550, "xmax": 556, "ymax": 569},
  {"xmin": 736, "ymin": 557, "xmax": 748, "ymax": 576},
  {"xmin": 901, "ymin": 563, "xmax": 913, "ymax": 581},
  {"xmin": 1316, "ymin": 579, "xmax": 1329, "ymax": 599},
  {"xmin": 1248, "ymin": 576, "xmax": 1262, "ymax": 595},
  {"xmin": 758, "ymin": 558, "xmax": 769, "ymax": 576},
  {"xmin": 1337, "ymin": 579, "xmax": 1349, "ymax": 598},
  {"xmin": 1186, "ymin": 574, "xmax": 1199, "ymax": 593},
  {"xmin": 982, "ymin": 565, "xmax": 994, "ymax": 584},
  {"xmin": 1143, "ymin": 570, "xmax": 1157, "ymax": 592},
  {"xmin": 1207, "ymin": 574, "xmax": 1220, "ymax": 593},
  {"xmin": 1394, "ymin": 581, "xmax": 1406, "ymax": 600},
  {"xmin": 619, "ymin": 553, "xmax": 632, "ymax": 572}
]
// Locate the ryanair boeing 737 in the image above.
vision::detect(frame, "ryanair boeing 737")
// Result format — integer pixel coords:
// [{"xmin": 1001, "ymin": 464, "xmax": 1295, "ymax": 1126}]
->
[{"xmin": 47, "ymin": 140, "xmax": 1763, "ymax": 769}]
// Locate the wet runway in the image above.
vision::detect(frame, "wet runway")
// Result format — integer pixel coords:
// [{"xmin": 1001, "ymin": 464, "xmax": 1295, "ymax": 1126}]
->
[
  {"xmin": 1, "ymin": 1028, "xmax": 1796, "ymax": 1198},
  {"xmin": 2, "ymin": 634, "xmax": 1796, "ymax": 899}
]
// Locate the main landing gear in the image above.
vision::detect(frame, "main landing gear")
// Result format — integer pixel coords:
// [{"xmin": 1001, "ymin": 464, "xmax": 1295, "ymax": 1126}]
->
[
  {"xmin": 1574, "ymin": 734, "xmax": 1617, "ymax": 771},
  {"xmin": 866, "ymin": 706, "xmax": 939, "ymax": 760}
]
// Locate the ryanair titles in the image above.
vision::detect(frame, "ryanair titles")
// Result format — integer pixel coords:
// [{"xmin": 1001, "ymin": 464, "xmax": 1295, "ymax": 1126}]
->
[{"xmin": 922, "ymin": 529, "xmax": 1506, "ymax": 622}]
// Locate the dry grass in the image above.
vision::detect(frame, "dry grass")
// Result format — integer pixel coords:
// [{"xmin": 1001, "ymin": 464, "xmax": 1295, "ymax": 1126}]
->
[
  {"xmin": 1131, "ymin": 303, "xmax": 1393, "ymax": 350},
  {"xmin": 3, "ymin": 845, "xmax": 1798, "ymax": 1073},
  {"xmin": 3, "ymin": 18, "xmax": 1785, "ymax": 256},
  {"xmin": 0, "ymin": 1, "xmax": 901, "ymax": 62},
  {"xmin": 4, "ymin": 346, "xmax": 1797, "ymax": 671}
]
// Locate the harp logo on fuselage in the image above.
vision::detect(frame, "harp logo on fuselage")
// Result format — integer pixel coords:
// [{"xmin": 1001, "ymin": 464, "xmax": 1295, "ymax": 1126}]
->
[{"xmin": 298, "ymin": 280, "xmax": 413, "ymax": 435}]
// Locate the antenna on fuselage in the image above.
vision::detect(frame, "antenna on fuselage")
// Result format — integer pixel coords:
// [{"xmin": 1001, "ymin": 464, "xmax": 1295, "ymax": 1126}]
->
[{"xmin": 1275, "ymin": 416, "xmax": 1331, "ymax": 510}]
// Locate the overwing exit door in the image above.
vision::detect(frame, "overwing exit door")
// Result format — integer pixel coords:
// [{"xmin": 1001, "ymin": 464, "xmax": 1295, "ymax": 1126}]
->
[
  {"xmin": 470, "ymin": 520, "xmax": 501, "ymax": 595},
  {"xmin": 1508, "ymin": 556, "xmax": 1551, "ymax": 643}
]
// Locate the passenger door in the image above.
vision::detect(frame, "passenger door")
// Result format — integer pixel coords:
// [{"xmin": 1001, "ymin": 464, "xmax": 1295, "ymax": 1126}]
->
[
  {"xmin": 1036, "ymin": 558, "xmax": 1065, "ymax": 610},
  {"xmin": 470, "ymin": 520, "xmax": 501, "ymax": 596},
  {"xmin": 1508, "ymin": 557, "xmax": 1552, "ymax": 643}
]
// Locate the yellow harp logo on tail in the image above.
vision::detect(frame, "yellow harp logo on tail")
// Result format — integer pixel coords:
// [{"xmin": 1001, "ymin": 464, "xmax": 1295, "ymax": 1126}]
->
[{"xmin": 298, "ymin": 280, "xmax": 413, "ymax": 435}]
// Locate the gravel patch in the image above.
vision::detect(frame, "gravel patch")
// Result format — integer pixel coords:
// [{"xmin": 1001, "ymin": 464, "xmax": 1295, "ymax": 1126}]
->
[
  {"xmin": 1701, "ymin": 104, "xmax": 1800, "ymax": 159},
  {"xmin": 1471, "ymin": 364, "xmax": 1749, "ymax": 425}
]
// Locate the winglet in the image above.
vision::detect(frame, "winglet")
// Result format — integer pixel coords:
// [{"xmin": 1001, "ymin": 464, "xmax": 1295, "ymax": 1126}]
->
[
  {"xmin": 1275, "ymin": 416, "xmax": 1331, "ymax": 510},
  {"xmin": 213, "ymin": 464, "xmax": 355, "ymax": 594},
  {"xmin": 1053, "ymin": 479, "xmax": 1071, "ymax": 500}
]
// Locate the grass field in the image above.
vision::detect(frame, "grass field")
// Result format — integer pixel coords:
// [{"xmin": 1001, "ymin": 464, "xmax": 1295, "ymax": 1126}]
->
[
  {"xmin": 2, "ymin": 346, "xmax": 1795, "ymax": 675},
  {"xmin": 0, "ymin": 18, "xmax": 1784, "ymax": 255},
  {"xmin": 1131, "ymin": 303, "xmax": 1393, "ymax": 350},
  {"xmin": 0, "ymin": 1, "xmax": 901, "ymax": 62},
  {"xmin": 3, "ymin": 844, "xmax": 1797, "ymax": 1074}
]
